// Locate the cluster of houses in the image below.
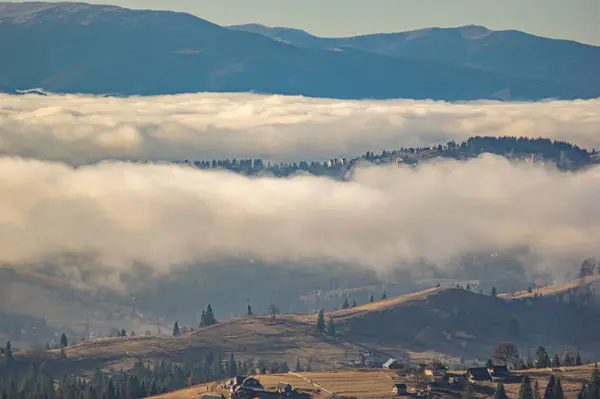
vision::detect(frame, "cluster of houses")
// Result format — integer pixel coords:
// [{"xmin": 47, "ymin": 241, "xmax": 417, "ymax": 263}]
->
[{"xmin": 383, "ymin": 358, "xmax": 516, "ymax": 396}]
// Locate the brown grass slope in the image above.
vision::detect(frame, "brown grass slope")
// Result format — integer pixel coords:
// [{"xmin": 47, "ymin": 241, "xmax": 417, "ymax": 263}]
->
[
  {"xmin": 152, "ymin": 365, "xmax": 599, "ymax": 398},
  {"xmin": 16, "ymin": 283, "xmax": 600, "ymax": 376}
]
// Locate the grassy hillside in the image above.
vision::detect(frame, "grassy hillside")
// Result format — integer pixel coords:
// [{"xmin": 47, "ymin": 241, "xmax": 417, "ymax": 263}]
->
[
  {"xmin": 8, "ymin": 281, "xmax": 600, "ymax": 378},
  {"xmin": 151, "ymin": 365, "xmax": 598, "ymax": 398}
]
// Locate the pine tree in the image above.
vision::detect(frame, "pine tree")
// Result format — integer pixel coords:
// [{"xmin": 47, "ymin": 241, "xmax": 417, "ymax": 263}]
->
[
  {"xmin": 563, "ymin": 352, "xmax": 573, "ymax": 367},
  {"xmin": 280, "ymin": 361, "xmax": 289, "ymax": 373},
  {"xmin": 369, "ymin": 294, "xmax": 374, "ymax": 303},
  {"xmin": 487, "ymin": 358, "xmax": 494, "ymax": 369},
  {"xmin": 576, "ymin": 353, "xmax": 583, "ymax": 366},
  {"xmin": 553, "ymin": 377, "xmax": 564, "ymax": 399},
  {"xmin": 4, "ymin": 341, "xmax": 14, "ymax": 364},
  {"xmin": 519, "ymin": 375, "xmax": 534, "ymax": 399},
  {"xmin": 121, "ymin": 328, "xmax": 126, "ymax": 337},
  {"xmin": 553, "ymin": 354, "xmax": 560, "ymax": 368},
  {"xmin": 172, "ymin": 322, "xmax": 180, "ymax": 337},
  {"xmin": 342, "ymin": 297, "xmax": 350, "ymax": 310},
  {"xmin": 351, "ymin": 300, "xmax": 357, "ymax": 308},
  {"xmin": 544, "ymin": 375, "xmax": 555, "ymax": 399},
  {"xmin": 316, "ymin": 309, "xmax": 326, "ymax": 333},
  {"xmin": 495, "ymin": 382, "xmax": 508, "ymax": 399},
  {"xmin": 204, "ymin": 304, "xmax": 217, "ymax": 326},
  {"xmin": 587, "ymin": 363, "xmax": 598, "ymax": 399},
  {"xmin": 295, "ymin": 358, "xmax": 302, "ymax": 372},
  {"xmin": 247, "ymin": 304, "xmax": 253, "ymax": 316},
  {"xmin": 60, "ymin": 332, "xmax": 68, "ymax": 348},
  {"xmin": 229, "ymin": 353, "xmax": 237, "ymax": 377},
  {"xmin": 536, "ymin": 346, "xmax": 550, "ymax": 368},
  {"xmin": 199, "ymin": 310, "xmax": 206, "ymax": 327},
  {"xmin": 381, "ymin": 292, "xmax": 387, "ymax": 300},
  {"xmin": 327, "ymin": 317, "xmax": 336, "ymax": 336},
  {"xmin": 492, "ymin": 286, "xmax": 498, "ymax": 297}
]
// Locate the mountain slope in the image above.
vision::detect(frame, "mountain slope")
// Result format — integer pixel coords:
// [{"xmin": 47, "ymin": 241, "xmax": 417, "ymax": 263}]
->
[
  {"xmin": 0, "ymin": 2, "xmax": 583, "ymax": 100},
  {"xmin": 229, "ymin": 24, "xmax": 600, "ymax": 97}
]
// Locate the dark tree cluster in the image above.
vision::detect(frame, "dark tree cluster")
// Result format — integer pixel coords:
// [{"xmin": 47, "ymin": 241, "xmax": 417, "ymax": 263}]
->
[
  {"xmin": 0, "ymin": 353, "xmax": 234, "ymax": 399},
  {"xmin": 173, "ymin": 136, "xmax": 596, "ymax": 179},
  {"xmin": 199, "ymin": 304, "xmax": 217, "ymax": 327}
]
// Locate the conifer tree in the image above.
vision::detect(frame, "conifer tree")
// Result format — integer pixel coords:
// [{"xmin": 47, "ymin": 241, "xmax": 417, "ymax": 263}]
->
[
  {"xmin": 553, "ymin": 354, "xmax": 560, "ymax": 368},
  {"xmin": 576, "ymin": 353, "xmax": 583, "ymax": 366},
  {"xmin": 59, "ymin": 332, "xmax": 68, "ymax": 348},
  {"xmin": 199, "ymin": 310, "xmax": 206, "ymax": 327},
  {"xmin": 352, "ymin": 300, "xmax": 357, "ymax": 308},
  {"xmin": 519, "ymin": 375, "xmax": 534, "ymax": 399},
  {"xmin": 327, "ymin": 317, "xmax": 336, "ymax": 336},
  {"xmin": 563, "ymin": 352, "xmax": 573, "ymax": 367},
  {"xmin": 172, "ymin": 322, "xmax": 180, "ymax": 337},
  {"xmin": 495, "ymin": 382, "xmax": 508, "ymax": 399},
  {"xmin": 316, "ymin": 309, "xmax": 326, "ymax": 333},
  {"xmin": 229, "ymin": 353, "xmax": 237, "ymax": 377},
  {"xmin": 587, "ymin": 363, "xmax": 599, "ymax": 399},
  {"xmin": 492, "ymin": 286, "xmax": 498, "ymax": 297},
  {"xmin": 536, "ymin": 346, "xmax": 550, "ymax": 368},
  {"xmin": 204, "ymin": 304, "xmax": 217, "ymax": 326},
  {"xmin": 121, "ymin": 328, "xmax": 126, "ymax": 337},
  {"xmin": 544, "ymin": 375, "xmax": 555, "ymax": 399},
  {"xmin": 487, "ymin": 358, "xmax": 494, "ymax": 369},
  {"xmin": 295, "ymin": 358, "xmax": 302, "ymax": 372},
  {"xmin": 247, "ymin": 304, "xmax": 253, "ymax": 316},
  {"xmin": 342, "ymin": 297, "xmax": 350, "ymax": 309},
  {"xmin": 4, "ymin": 341, "xmax": 13, "ymax": 364},
  {"xmin": 369, "ymin": 294, "xmax": 374, "ymax": 303},
  {"xmin": 381, "ymin": 292, "xmax": 387, "ymax": 300},
  {"xmin": 280, "ymin": 361, "xmax": 289, "ymax": 373},
  {"xmin": 553, "ymin": 377, "xmax": 564, "ymax": 399}
]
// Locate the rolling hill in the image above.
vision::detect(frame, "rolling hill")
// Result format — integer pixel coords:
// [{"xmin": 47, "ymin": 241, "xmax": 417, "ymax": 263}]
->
[
  {"xmin": 229, "ymin": 24, "xmax": 600, "ymax": 98},
  {"xmin": 0, "ymin": 2, "xmax": 586, "ymax": 100},
  {"xmin": 8, "ymin": 281, "xmax": 600, "ymax": 378}
]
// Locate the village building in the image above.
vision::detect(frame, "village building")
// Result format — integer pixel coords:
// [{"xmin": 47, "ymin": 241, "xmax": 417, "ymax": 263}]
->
[
  {"xmin": 383, "ymin": 358, "xmax": 404, "ymax": 370},
  {"xmin": 276, "ymin": 382, "xmax": 294, "ymax": 396},
  {"xmin": 488, "ymin": 365, "xmax": 510, "ymax": 382},
  {"xmin": 392, "ymin": 383, "xmax": 408, "ymax": 395},
  {"xmin": 466, "ymin": 367, "xmax": 492, "ymax": 382}
]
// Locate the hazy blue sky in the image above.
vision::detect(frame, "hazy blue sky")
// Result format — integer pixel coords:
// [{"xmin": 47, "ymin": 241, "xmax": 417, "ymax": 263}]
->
[{"xmin": 16, "ymin": 0, "xmax": 600, "ymax": 45}]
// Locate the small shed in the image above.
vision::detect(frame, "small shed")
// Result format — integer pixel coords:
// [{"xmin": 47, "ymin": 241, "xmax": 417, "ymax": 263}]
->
[
  {"xmin": 392, "ymin": 383, "xmax": 408, "ymax": 394},
  {"xmin": 383, "ymin": 358, "xmax": 404, "ymax": 370}
]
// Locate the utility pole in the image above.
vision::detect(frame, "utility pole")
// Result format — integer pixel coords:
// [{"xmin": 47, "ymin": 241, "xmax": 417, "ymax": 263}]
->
[{"xmin": 157, "ymin": 317, "xmax": 161, "ymax": 336}]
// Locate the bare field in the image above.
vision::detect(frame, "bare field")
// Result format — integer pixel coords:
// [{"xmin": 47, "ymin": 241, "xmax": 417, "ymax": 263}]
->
[{"xmin": 149, "ymin": 365, "xmax": 598, "ymax": 399}]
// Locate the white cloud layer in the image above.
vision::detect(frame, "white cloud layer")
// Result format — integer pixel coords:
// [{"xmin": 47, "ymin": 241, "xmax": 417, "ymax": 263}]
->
[
  {"xmin": 1, "ymin": 92, "xmax": 599, "ymax": 165},
  {"xmin": 1, "ymin": 156, "xmax": 599, "ymax": 277}
]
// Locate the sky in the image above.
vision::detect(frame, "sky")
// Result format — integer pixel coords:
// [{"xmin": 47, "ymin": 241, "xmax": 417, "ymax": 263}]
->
[{"xmin": 14, "ymin": 0, "xmax": 600, "ymax": 45}]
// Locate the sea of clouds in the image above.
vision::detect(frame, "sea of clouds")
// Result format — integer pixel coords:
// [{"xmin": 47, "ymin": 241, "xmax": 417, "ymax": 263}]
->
[
  {"xmin": 1, "ymin": 93, "xmax": 600, "ymax": 165},
  {"xmin": 1, "ymin": 92, "xmax": 599, "ymax": 278}
]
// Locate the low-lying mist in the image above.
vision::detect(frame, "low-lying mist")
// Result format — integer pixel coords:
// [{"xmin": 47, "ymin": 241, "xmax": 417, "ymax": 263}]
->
[
  {"xmin": 1, "ymin": 92, "xmax": 599, "ymax": 165},
  {"xmin": 1, "ymin": 155, "xmax": 598, "ymax": 287}
]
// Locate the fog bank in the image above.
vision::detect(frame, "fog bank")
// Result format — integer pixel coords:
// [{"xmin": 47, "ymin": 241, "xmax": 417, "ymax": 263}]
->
[
  {"xmin": 1, "ymin": 93, "xmax": 599, "ymax": 165},
  {"xmin": 1, "ymin": 155, "xmax": 598, "ymax": 277}
]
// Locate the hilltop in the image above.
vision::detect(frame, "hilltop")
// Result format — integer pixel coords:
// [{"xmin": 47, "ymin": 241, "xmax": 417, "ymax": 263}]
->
[
  {"xmin": 229, "ymin": 24, "xmax": 600, "ymax": 98},
  {"xmin": 7, "ymin": 281, "xmax": 600, "ymax": 378},
  {"xmin": 0, "ymin": 2, "xmax": 587, "ymax": 100}
]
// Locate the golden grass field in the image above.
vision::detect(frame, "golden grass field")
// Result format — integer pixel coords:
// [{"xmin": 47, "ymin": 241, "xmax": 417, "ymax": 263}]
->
[{"xmin": 150, "ymin": 365, "xmax": 599, "ymax": 399}]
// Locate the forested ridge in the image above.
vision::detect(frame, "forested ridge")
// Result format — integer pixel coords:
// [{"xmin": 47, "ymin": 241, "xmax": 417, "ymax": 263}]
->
[{"xmin": 174, "ymin": 136, "xmax": 595, "ymax": 178}]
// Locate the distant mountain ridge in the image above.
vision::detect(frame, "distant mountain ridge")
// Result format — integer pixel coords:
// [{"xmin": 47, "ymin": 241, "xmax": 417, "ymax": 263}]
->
[
  {"xmin": 0, "ymin": 2, "xmax": 594, "ymax": 100},
  {"xmin": 229, "ymin": 23, "xmax": 600, "ymax": 97}
]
